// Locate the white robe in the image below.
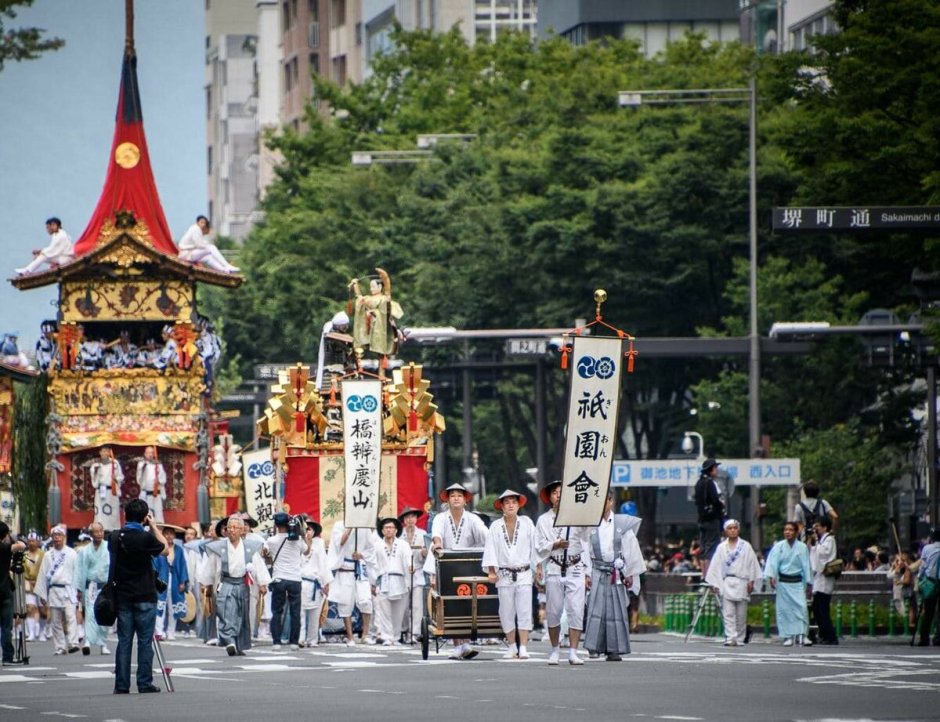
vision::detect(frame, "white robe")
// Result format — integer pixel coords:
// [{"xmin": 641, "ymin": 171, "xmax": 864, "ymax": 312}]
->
[
  {"xmin": 91, "ymin": 459, "xmax": 124, "ymax": 531},
  {"xmin": 705, "ymin": 538, "xmax": 762, "ymax": 601},
  {"xmin": 424, "ymin": 510, "xmax": 488, "ymax": 575},
  {"xmin": 482, "ymin": 516, "xmax": 537, "ymax": 587},
  {"xmin": 137, "ymin": 460, "xmax": 168, "ymax": 522},
  {"xmin": 35, "ymin": 546, "xmax": 78, "ymax": 607},
  {"xmin": 300, "ymin": 537, "xmax": 333, "ymax": 611}
]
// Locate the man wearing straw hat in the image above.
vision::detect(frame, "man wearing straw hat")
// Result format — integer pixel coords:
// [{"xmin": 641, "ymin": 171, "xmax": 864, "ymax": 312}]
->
[
  {"xmin": 535, "ymin": 480, "xmax": 593, "ymax": 666},
  {"xmin": 34, "ymin": 525, "xmax": 81, "ymax": 655},
  {"xmin": 373, "ymin": 516, "xmax": 412, "ymax": 646},
  {"xmin": 136, "ymin": 447, "xmax": 167, "ymax": 524},
  {"xmin": 426, "ymin": 483, "xmax": 488, "ymax": 659},
  {"xmin": 399, "ymin": 506, "xmax": 428, "ymax": 643},
  {"xmin": 483, "ymin": 490, "xmax": 538, "ymax": 659},
  {"xmin": 153, "ymin": 523, "xmax": 189, "ymax": 641}
]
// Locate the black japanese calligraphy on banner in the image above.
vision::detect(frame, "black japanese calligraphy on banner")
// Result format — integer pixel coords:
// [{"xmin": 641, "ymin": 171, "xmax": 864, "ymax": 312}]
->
[
  {"xmin": 556, "ymin": 336, "xmax": 624, "ymax": 527},
  {"xmin": 243, "ymin": 448, "xmax": 277, "ymax": 538},
  {"xmin": 342, "ymin": 379, "xmax": 383, "ymax": 528}
]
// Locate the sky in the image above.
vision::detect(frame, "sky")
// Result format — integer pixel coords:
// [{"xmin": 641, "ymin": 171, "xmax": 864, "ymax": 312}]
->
[{"xmin": 0, "ymin": 0, "xmax": 205, "ymax": 348}]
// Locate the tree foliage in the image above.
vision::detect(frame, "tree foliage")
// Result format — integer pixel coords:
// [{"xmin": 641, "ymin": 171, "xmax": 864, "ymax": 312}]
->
[
  {"xmin": 0, "ymin": 0, "xmax": 63, "ymax": 71},
  {"xmin": 208, "ymin": 1, "xmax": 940, "ymax": 548},
  {"xmin": 12, "ymin": 376, "xmax": 47, "ymax": 533}
]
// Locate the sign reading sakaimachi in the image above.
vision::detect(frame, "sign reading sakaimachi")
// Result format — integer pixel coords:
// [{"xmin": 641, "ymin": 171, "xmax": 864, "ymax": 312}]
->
[
  {"xmin": 342, "ymin": 379, "xmax": 383, "ymax": 528},
  {"xmin": 556, "ymin": 335, "xmax": 625, "ymax": 526}
]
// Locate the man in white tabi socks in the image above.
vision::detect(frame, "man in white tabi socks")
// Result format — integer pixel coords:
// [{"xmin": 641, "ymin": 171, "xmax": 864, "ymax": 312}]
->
[
  {"xmin": 199, "ymin": 516, "xmax": 269, "ymax": 656},
  {"xmin": 177, "ymin": 216, "xmax": 240, "ymax": 273},
  {"xmin": 426, "ymin": 482, "xmax": 488, "ymax": 660},
  {"xmin": 705, "ymin": 518, "xmax": 762, "ymax": 647},
  {"xmin": 74, "ymin": 522, "xmax": 111, "ymax": 654},
  {"xmin": 35, "ymin": 526, "xmax": 81, "ymax": 655},
  {"xmin": 583, "ymin": 489, "xmax": 646, "ymax": 662},
  {"xmin": 328, "ymin": 520, "xmax": 377, "ymax": 647},
  {"xmin": 535, "ymin": 480, "xmax": 593, "ymax": 666},
  {"xmin": 299, "ymin": 519, "xmax": 332, "ymax": 648},
  {"xmin": 15, "ymin": 217, "xmax": 74, "ymax": 275},
  {"xmin": 399, "ymin": 506, "xmax": 428, "ymax": 643},
  {"xmin": 373, "ymin": 516, "xmax": 412, "ymax": 645},
  {"xmin": 136, "ymin": 447, "xmax": 167, "ymax": 523},
  {"xmin": 91, "ymin": 446, "xmax": 123, "ymax": 531},
  {"xmin": 483, "ymin": 490, "xmax": 538, "ymax": 660}
]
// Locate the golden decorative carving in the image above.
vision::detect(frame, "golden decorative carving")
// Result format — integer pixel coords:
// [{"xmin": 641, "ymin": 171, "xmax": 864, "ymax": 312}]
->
[
  {"xmin": 50, "ymin": 369, "xmax": 204, "ymax": 416},
  {"xmin": 96, "ymin": 218, "xmax": 155, "ymax": 250},
  {"xmin": 60, "ymin": 280, "xmax": 194, "ymax": 322}
]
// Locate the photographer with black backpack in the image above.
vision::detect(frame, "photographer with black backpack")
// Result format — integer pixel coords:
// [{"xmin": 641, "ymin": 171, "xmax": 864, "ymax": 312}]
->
[{"xmin": 794, "ymin": 480, "xmax": 838, "ymax": 543}]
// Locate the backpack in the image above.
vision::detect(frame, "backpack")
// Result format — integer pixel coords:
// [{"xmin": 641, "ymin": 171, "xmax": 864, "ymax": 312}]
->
[{"xmin": 799, "ymin": 500, "xmax": 825, "ymax": 534}]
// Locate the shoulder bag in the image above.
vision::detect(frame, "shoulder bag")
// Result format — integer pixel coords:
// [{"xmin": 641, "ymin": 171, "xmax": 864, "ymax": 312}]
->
[{"xmin": 93, "ymin": 531, "xmax": 120, "ymax": 626}]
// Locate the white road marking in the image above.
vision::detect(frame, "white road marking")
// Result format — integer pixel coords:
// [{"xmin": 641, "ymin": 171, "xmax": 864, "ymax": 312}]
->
[
  {"xmin": 0, "ymin": 704, "xmax": 27, "ymax": 710},
  {"xmin": 63, "ymin": 671, "xmax": 113, "ymax": 679},
  {"xmin": 0, "ymin": 675, "xmax": 34, "ymax": 683}
]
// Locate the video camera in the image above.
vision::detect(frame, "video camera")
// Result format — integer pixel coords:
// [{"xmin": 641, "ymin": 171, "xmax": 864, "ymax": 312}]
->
[
  {"xmin": 10, "ymin": 550, "xmax": 25, "ymax": 575},
  {"xmin": 286, "ymin": 515, "xmax": 302, "ymax": 542}
]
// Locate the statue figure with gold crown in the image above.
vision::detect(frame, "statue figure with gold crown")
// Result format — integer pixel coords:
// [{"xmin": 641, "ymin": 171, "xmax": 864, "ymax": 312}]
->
[{"xmin": 348, "ymin": 268, "xmax": 404, "ymax": 358}]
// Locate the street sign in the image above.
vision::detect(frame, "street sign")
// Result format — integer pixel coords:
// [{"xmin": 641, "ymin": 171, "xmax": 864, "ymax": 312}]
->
[
  {"xmin": 610, "ymin": 458, "xmax": 800, "ymax": 487},
  {"xmin": 505, "ymin": 338, "xmax": 548, "ymax": 356},
  {"xmin": 253, "ymin": 363, "xmax": 291, "ymax": 380},
  {"xmin": 773, "ymin": 206, "xmax": 940, "ymax": 232}
]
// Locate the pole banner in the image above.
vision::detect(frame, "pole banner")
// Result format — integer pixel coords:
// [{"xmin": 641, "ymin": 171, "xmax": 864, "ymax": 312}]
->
[
  {"xmin": 556, "ymin": 336, "xmax": 624, "ymax": 527},
  {"xmin": 242, "ymin": 448, "xmax": 276, "ymax": 537},
  {"xmin": 342, "ymin": 379, "xmax": 383, "ymax": 528}
]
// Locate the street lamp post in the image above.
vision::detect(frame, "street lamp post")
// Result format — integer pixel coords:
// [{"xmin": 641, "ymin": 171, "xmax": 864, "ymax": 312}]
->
[{"xmin": 620, "ymin": 82, "xmax": 762, "ymax": 544}]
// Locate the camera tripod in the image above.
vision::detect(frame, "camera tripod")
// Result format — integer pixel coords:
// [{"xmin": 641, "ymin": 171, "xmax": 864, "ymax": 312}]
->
[
  {"xmin": 9, "ymin": 569, "xmax": 30, "ymax": 665},
  {"xmin": 151, "ymin": 633, "xmax": 174, "ymax": 692}
]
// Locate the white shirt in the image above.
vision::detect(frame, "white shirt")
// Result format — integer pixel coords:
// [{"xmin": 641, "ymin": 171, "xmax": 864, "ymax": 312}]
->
[
  {"xmin": 92, "ymin": 458, "xmax": 124, "ymax": 492},
  {"xmin": 178, "ymin": 223, "xmax": 211, "ymax": 253},
  {"xmin": 136, "ymin": 460, "xmax": 166, "ymax": 497},
  {"xmin": 402, "ymin": 525, "xmax": 428, "ymax": 586},
  {"xmin": 34, "ymin": 545, "xmax": 78, "ymax": 607},
  {"xmin": 327, "ymin": 522, "xmax": 377, "ymax": 576},
  {"xmin": 373, "ymin": 537, "xmax": 412, "ymax": 594},
  {"xmin": 810, "ymin": 532, "xmax": 837, "ymax": 595},
  {"xmin": 39, "ymin": 228, "xmax": 74, "ymax": 263},
  {"xmin": 265, "ymin": 532, "xmax": 307, "ymax": 582},
  {"xmin": 535, "ymin": 509, "xmax": 593, "ymax": 575},
  {"xmin": 482, "ymin": 515, "xmax": 537, "ymax": 587},
  {"xmin": 425, "ymin": 510, "xmax": 488, "ymax": 575}
]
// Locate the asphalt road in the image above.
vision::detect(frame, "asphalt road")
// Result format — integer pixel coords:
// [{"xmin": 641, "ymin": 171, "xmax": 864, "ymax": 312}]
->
[{"xmin": 1, "ymin": 633, "xmax": 938, "ymax": 722}]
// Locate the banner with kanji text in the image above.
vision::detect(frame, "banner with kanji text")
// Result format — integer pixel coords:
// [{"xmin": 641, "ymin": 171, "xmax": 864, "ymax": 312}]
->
[
  {"xmin": 342, "ymin": 379, "xmax": 383, "ymax": 528},
  {"xmin": 556, "ymin": 336, "xmax": 624, "ymax": 527}
]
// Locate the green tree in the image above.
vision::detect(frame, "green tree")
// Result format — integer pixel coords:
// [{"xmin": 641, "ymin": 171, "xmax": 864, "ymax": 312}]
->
[{"xmin": 0, "ymin": 0, "xmax": 63, "ymax": 70}]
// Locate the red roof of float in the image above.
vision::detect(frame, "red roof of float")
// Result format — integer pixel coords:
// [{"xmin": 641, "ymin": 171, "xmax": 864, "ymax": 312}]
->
[{"xmin": 72, "ymin": 48, "xmax": 177, "ymax": 258}]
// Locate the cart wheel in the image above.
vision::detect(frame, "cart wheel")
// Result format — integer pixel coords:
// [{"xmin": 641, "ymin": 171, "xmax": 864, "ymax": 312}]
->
[{"xmin": 421, "ymin": 618, "xmax": 430, "ymax": 660}]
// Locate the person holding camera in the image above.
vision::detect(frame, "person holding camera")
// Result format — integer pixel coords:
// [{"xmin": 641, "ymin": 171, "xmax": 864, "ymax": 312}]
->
[
  {"xmin": 0, "ymin": 522, "xmax": 26, "ymax": 664},
  {"xmin": 111, "ymin": 499, "xmax": 169, "ymax": 694},
  {"xmin": 809, "ymin": 516, "xmax": 839, "ymax": 645},
  {"xmin": 265, "ymin": 513, "xmax": 311, "ymax": 650}
]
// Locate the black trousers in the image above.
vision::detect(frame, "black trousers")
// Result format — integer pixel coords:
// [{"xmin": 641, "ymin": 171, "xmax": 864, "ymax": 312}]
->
[
  {"xmin": 0, "ymin": 585, "xmax": 14, "ymax": 663},
  {"xmin": 270, "ymin": 580, "xmax": 302, "ymax": 645},
  {"xmin": 919, "ymin": 588, "xmax": 940, "ymax": 644},
  {"xmin": 812, "ymin": 591, "xmax": 837, "ymax": 643}
]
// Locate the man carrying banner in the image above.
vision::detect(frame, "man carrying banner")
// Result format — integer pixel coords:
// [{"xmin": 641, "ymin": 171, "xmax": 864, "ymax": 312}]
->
[
  {"xmin": 136, "ymin": 446, "xmax": 167, "ymax": 523},
  {"xmin": 92, "ymin": 446, "xmax": 124, "ymax": 532},
  {"xmin": 535, "ymin": 480, "xmax": 593, "ymax": 666},
  {"xmin": 426, "ymin": 483, "xmax": 488, "ymax": 659},
  {"xmin": 399, "ymin": 506, "xmax": 428, "ymax": 643},
  {"xmin": 483, "ymin": 490, "xmax": 538, "ymax": 659},
  {"xmin": 327, "ymin": 520, "xmax": 377, "ymax": 647},
  {"xmin": 583, "ymin": 490, "xmax": 646, "ymax": 661}
]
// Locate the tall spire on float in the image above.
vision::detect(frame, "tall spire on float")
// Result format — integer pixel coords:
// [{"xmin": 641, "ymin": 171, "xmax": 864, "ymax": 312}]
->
[{"xmin": 72, "ymin": 0, "xmax": 177, "ymax": 257}]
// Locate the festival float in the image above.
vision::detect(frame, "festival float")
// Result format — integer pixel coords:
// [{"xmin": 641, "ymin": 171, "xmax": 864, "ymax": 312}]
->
[
  {"xmin": 9, "ymin": 12, "xmax": 242, "ymax": 530},
  {"xmin": 253, "ymin": 269, "xmax": 444, "ymax": 539}
]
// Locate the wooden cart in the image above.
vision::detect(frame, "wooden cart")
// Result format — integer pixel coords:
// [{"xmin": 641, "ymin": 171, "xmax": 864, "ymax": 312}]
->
[{"xmin": 421, "ymin": 548, "xmax": 502, "ymax": 660}]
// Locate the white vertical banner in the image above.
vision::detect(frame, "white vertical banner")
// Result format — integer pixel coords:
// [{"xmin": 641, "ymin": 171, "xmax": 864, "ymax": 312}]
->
[
  {"xmin": 242, "ymin": 448, "xmax": 277, "ymax": 538},
  {"xmin": 556, "ymin": 336, "xmax": 624, "ymax": 527},
  {"xmin": 342, "ymin": 379, "xmax": 383, "ymax": 528}
]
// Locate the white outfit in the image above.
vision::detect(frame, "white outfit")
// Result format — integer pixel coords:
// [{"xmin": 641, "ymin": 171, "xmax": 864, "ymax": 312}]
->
[
  {"xmin": 401, "ymin": 525, "xmax": 428, "ymax": 641},
  {"xmin": 424, "ymin": 510, "xmax": 488, "ymax": 575},
  {"xmin": 178, "ymin": 223, "xmax": 238, "ymax": 273},
  {"xmin": 34, "ymin": 546, "xmax": 80, "ymax": 653},
  {"xmin": 482, "ymin": 516, "xmax": 537, "ymax": 633},
  {"xmin": 810, "ymin": 532, "xmax": 837, "ymax": 595},
  {"xmin": 153, "ymin": 338, "xmax": 178, "ymax": 371},
  {"xmin": 137, "ymin": 460, "xmax": 168, "ymax": 522},
  {"xmin": 17, "ymin": 228, "xmax": 74, "ymax": 274},
  {"xmin": 327, "ymin": 522, "xmax": 376, "ymax": 618},
  {"xmin": 373, "ymin": 537, "xmax": 412, "ymax": 643},
  {"xmin": 299, "ymin": 537, "xmax": 333, "ymax": 645},
  {"xmin": 705, "ymin": 537, "xmax": 762, "ymax": 645},
  {"xmin": 91, "ymin": 458, "xmax": 124, "ymax": 531},
  {"xmin": 535, "ymin": 510, "xmax": 593, "ymax": 631}
]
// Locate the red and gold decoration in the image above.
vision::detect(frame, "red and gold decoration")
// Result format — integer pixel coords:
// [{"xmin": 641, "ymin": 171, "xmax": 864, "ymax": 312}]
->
[{"xmin": 0, "ymin": 378, "xmax": 13, "ymax": 474}]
